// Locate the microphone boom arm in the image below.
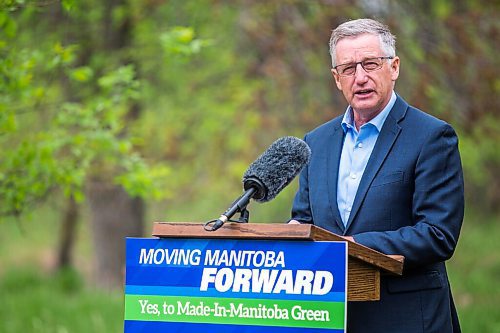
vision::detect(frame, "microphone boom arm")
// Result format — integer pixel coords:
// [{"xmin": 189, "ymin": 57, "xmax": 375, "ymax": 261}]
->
[{"xmin": 205, "ymin": 187, "xmax": 257, "ymax": 231}]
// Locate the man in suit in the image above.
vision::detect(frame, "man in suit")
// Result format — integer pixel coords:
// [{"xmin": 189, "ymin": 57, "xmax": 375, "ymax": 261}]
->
[{"xmin": 290, "ymin": 18, "xmax": 464, "ymax": 332}]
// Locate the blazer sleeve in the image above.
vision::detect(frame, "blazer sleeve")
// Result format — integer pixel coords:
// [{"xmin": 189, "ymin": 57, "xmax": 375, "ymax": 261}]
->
[
  {"xmin": 290, "ymin": 135, "xmax": 314, "ymax": 224},
  {"xmin": 353, "ymin": 123, "xmax": 464, "ymax": 268}
]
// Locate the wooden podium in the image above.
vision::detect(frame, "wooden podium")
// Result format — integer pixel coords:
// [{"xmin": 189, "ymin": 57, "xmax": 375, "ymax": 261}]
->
[{"xmin": 152, "ymin": 222, "xmax": 404, "ymax": 302}]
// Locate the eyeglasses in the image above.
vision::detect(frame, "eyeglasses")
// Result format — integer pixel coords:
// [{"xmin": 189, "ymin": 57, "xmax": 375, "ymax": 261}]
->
[{"xmin": 333, "ymin": 56, "xmax": 394, "ymax": 76}]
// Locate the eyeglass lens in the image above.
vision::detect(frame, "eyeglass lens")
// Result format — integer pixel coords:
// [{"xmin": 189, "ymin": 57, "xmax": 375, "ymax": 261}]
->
[{"xmin": 336, "ymin": 57, "xmax": 390, "ymax": 76}]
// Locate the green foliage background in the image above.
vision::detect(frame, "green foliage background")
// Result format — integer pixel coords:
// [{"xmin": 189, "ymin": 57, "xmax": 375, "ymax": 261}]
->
[{"xmin": 0, "ymin": 0, "xmax": 499, "ymax": 332}]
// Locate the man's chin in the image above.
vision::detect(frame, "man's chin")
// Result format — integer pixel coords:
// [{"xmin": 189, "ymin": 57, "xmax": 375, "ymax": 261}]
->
[{"xmin": 351, "ymin": 103, "xmax": 380, "ymax": 116}]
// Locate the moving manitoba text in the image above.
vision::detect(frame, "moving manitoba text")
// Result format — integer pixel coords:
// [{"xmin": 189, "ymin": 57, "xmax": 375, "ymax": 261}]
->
[{"xmin": 139, "ymin": 247, "xmax": 335, "ymax": 295}]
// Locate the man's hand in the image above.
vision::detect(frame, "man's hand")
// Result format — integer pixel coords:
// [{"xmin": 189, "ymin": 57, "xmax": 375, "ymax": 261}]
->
[
  {"xmin": 288, "ymin": 220, "xmax": 355, "ymax": 242},
  {"xmin": 342, "ymin": 236, "xmax": 355, "ymax": 242}
]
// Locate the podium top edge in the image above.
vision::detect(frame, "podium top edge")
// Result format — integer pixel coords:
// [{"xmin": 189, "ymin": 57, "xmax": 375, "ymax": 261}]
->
[
  {"xmin": 152, "ymin": 222, "xmax": 403, "ymax": 275},
  {"xmin": 153, "ymin": 222, "xmax": 323, "ymax": 240}
]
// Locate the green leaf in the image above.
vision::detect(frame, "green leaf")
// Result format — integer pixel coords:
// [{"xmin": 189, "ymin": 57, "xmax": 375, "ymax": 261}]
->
[
  {"xmin": 0, "ymin": 11, "xmax": 17, "ymax": 38},
  {"xmin": 160, "ymin": 26, "xmax": 211, "ymax": 56},
  {"xmin": 69, "ymin": 66, "xmax": 94, "ymax": 82},
  {"xmin": 61, "ymin": 0, "xmax": 74, "ymax": 11}
]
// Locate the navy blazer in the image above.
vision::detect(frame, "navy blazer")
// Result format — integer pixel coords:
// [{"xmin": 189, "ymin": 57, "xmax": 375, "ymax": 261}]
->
[{"xmin": 292, "ymin": 95, "xmax": 464, "ymax": 332}]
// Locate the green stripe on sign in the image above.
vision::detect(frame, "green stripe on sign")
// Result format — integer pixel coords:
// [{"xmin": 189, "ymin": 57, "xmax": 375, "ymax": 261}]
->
[{"xmin": 125, "ymin": 295, "xmax": 345, "ymax": 330}]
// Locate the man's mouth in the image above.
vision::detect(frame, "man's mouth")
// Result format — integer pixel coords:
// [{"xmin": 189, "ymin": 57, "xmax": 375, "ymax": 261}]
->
[{"xmin": 354, "ymin": 89, "xmax": 375, "ymax": 96}]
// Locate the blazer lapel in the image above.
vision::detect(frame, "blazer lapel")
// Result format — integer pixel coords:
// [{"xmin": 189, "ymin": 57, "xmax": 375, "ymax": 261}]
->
[
  {"xmin": 326, "ymin": 122, "xmax": 346, "ymax": 232},
  {"xmin": 344, "ymin": 97, "xmax": 408, "ymax": 234}
]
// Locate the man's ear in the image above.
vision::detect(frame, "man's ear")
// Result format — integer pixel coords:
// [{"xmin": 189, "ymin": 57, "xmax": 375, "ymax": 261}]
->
[
  {"xmin": 391, "ymin": 56, "xmax": 400, "ymax": 81},
  {"xmin": 331, "ymin": 68, "xmax": 343, "ymax": 91}
]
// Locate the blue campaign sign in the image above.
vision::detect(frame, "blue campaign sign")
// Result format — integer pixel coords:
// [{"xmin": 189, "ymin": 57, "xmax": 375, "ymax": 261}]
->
[{"xmin": 124, "ymin": 238, "xmax": 347, "ymax": 333}]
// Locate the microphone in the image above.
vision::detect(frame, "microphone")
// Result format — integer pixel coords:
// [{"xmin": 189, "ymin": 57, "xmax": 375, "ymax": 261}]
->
[{"xmin": 206, "ymin": 136, "xmax": 311, "ymax": 231}]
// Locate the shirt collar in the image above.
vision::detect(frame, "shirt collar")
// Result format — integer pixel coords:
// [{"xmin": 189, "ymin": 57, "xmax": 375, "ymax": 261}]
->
[{"xmin": 341, "ymin": 91, "xmax": 397, "ymax": 133}]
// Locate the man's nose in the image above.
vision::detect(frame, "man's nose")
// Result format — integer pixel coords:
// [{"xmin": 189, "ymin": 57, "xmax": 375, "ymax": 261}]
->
[{"xmin": 354, "ymin": 63, "xmax": 369, "ymax": 82}]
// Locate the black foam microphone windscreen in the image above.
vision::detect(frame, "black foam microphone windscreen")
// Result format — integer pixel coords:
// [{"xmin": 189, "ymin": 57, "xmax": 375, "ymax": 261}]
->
[{"xmin": 242, "ymin": 136, "xmax": 311, "ymax": 203}]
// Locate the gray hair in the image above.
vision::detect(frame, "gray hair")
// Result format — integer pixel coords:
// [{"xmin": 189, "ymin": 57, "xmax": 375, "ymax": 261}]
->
[{"xmin": 329, "ymin": 18, "xmax": 396, "ymax": 67}]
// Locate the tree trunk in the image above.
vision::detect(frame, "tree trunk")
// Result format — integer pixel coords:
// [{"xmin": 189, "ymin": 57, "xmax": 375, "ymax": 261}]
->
[
  {"xmin": 84, "ymin": 0, "xmax": 145, "ymax": 291},
  {"xmin": 87, "ymin": 181, "xmax": 144, "ymax": 290},
  {"xmin": 57, "ymin": 195, "xmax": 79, "ymax": 269}
]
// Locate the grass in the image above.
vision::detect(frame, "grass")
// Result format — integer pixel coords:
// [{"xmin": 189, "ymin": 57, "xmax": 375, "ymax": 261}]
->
[
  {"xmin": 0, "ymin": 268, "xmax": 123, "ymax": 333},
  {"xmin": 0, "ymin": 205, "xmax": 499, "ymax": 332},
  {"xmin": 0, "ymin": 205, "xmax": 123, "ymax": 333},
  {"xmin": 447, "ymin": 212, "xmax": 500, "ymax": 332}
]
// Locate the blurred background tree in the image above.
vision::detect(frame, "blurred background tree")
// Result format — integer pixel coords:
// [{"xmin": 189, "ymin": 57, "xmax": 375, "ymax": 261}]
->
[{"xmin": 0, "ymin": 0, "xmax": 498, "ymax": 331}]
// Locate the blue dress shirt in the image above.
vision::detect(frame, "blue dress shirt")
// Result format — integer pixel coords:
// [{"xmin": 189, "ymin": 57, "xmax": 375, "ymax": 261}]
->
[{"xmin": 337, "ymin": 91, "xmax": 397, "ymax": 226}]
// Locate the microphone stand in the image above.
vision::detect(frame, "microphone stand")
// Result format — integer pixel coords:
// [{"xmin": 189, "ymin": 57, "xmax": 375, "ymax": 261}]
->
[
  {"xmin": 204, "ymin": 178, "xmax": 265, "ymax": 231},
  {"xmin": 204, "ymin": 187, "xmax": 256, "ymax": 231},
  {"xmin": 237, "ymin": 207, "xmax": 250, "ymax": 223}
]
